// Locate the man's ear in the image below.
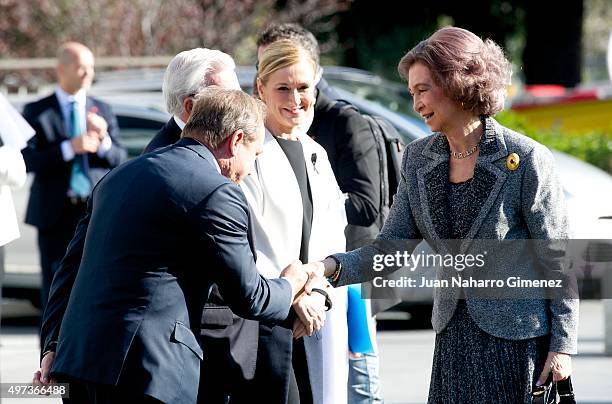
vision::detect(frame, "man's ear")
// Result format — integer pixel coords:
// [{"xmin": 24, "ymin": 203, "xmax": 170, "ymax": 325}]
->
[
  {"xmin": 228, "ymin": 129, "xmax": 245, "ymax": 156},
  {"xmin": 183, "ymin": 97, "xmax": 194, "ymax": 117}
]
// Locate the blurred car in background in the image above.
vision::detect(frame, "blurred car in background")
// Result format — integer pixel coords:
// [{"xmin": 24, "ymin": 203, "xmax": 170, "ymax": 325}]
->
[
  {"xmin": 509, "ymin": 83, "xmax": 612, "ymax": 134},
  {"xmin": 91, "ymin": 65, "xmax": 418, "ymax": 117},
  {"xmin": 3, "ymin": 67, "xmax": 611, "ymax": 320}
]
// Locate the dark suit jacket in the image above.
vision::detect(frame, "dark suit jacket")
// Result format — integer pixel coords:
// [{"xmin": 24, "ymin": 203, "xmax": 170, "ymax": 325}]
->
[
  {"xmin": 21, "ymin": 93, "xmax": 127, "ymax": 229},
  {"xmin": 141, "ymin": 117, "xmax": 261, "ymax": 394},
  {"xmin": 143, "ymin": 117, "xmax": 181, "ymax": 154},
  {"xmin": 48, "ymin": 138, "xmax": 293, "ymax": 403},
  {"xmin": 308, "ymin": 89, "xmax": 381, "ymax": 248}
]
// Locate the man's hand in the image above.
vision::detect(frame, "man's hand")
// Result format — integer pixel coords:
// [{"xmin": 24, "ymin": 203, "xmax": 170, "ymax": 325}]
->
[
  {"xmin": 280, "ymin": 260, "xmax": 308, "ymax": 299},
  {"xmin": 293, "ymin": 317, "xmax": 309, "ymax": 339},
  {"xmin": 302, "ymin": 259, "xmax": 335, "ymax": 293},
  {"xmin": 86, "ymin": 109, "xmax": 108, "ymax": 140},
  {"xmin": 537, "ymin": 351, "xmax": 572, "ymax": 385},
  {"xmin": 33, "ymin": 351, "xmax": 56, "ymax": 386},
  {"xmin": 292, "ymin": 291, "xmax": 326, "ymax": 337},
  {"xmin": 71, "ymin": 133, "xmax": 100, "ymax": 154}
]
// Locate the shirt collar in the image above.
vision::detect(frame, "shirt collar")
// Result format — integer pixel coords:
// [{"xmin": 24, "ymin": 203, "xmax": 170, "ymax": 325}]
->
[
  {"xmin": 173, "ymin": 115, "xmax": 186, "ymax": 130},
  {"xmin": 55, "ymin": 86, "xmax": 86, "ymax": 107}
]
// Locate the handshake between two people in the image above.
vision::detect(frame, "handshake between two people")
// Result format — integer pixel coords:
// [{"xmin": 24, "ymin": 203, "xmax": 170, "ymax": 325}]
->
[
  {"xmin": 33, "ymin": 259, "xmax": 337, "ymax": 388},
  {"xmin": 280, "ymin": 259, "xmax": 336, "ymax": 340}
]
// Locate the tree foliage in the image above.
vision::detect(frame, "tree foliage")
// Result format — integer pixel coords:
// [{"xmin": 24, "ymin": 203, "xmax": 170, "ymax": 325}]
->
[
  {"xmin": 335, "ymin": 0, "xmax": 586, "ymax": 88},
  {"xmin": 0, "ymin": 0, "xmax": 350, "ymax": 62}
]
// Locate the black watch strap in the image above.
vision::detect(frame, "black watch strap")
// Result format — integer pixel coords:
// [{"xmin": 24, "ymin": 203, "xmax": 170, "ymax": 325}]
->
[{"xmin": 311, "ymin": 288, "xmax": 333, "ymax": 311}]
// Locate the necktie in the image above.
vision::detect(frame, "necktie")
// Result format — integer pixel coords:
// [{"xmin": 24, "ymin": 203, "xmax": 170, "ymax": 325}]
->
[{"xmin": 69, "ymin": 101, "xmax": 91, "ymax": 197}]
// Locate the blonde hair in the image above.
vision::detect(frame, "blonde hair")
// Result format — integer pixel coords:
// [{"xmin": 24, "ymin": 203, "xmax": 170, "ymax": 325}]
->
[{"xmin": 256, "ymin": 39, "xmax": 316, "ymax": 85}]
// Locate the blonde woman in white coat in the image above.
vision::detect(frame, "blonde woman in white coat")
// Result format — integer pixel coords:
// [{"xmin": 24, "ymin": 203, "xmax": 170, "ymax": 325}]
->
[{"xmin": 240, "ymin": 40, "xmax": 349, "ymax": 404}]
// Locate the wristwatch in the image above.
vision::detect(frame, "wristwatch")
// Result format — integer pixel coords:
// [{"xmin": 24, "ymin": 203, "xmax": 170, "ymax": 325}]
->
[{"xmin": 311, "ymin": 288, "xmax": 333, "ymax": 311}]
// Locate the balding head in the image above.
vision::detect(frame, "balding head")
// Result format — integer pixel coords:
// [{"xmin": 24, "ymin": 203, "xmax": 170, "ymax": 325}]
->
[{"xmin": 56, "ymin": 42, "xmax": 95, "ymax": 94}]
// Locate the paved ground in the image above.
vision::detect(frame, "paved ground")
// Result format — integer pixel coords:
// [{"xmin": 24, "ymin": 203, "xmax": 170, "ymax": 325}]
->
[{"xmin": 1, "ymin": 299, "xmax": 611, "ymax": 403}]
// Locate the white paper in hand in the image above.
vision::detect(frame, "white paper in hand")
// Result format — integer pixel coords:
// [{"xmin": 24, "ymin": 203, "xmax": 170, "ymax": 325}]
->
[{"xmin": 0, "ymin": 93, "xmax": 35, "ymax": 150}]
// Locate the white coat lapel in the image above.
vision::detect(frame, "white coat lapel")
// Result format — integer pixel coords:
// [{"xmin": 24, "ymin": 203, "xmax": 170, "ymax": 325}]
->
[
  {"xmin": 240, "ymin": 129, "xmax": 303, "ymax": 277},
  {"xmin": 299, "ymin": 133, "xmax": 347, "ymax": 261},
  {"xmin": 256, "ymin": 130, "xmax": 303, "ymax": 221}
]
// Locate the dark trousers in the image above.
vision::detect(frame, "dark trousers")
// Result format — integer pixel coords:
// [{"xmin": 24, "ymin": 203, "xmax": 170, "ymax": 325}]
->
[
  {"xmin": 198, "ymin": 346, "xmax": 250, "ymax": 404},
  {"xmin": 240, "ymin": 324, "xmax": 315, "ymax": 404},
  {"xmin": 37, "ymin": 199, "xmax": 87, "ymax": 316},
  {"xmin": 198, "ymin": 361, "xmax": 233, "ymax": 404},
  {"xmin": 60, "ymin": 377, "xmax": 162, "ymax": 404},
  {"xmin": 0, "ymin": 245, "xmax": 4, "ymax": 327}
]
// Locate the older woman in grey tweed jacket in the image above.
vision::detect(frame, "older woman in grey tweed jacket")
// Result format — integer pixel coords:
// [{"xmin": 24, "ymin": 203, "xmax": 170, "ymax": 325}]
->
[{"xmin": 307, "ymin": 27, "xmax": 578, "ymax": 403}]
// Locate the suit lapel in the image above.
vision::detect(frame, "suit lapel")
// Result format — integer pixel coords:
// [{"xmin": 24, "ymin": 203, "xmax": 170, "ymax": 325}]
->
[
  {"xmin": 417, "ymin": 134, "xmax": 452, "ymax": 242},
  {"xmin": 39, "ymin": 95, "xmax": 67, "ymax": 142},
  {"xmin": 418, "ymin": 118, "xmax": 509, "ymax": 253},
  {"xmin": 256, "ymin": 130, "xmax": 303, "ymax": 219},
  {"xmin": 459, "ymin": 117, "xmax": 509, "ymax": 253},
  {"xmin": 299, "ymin": 135, "xmax": 320, "ymax": 225}
]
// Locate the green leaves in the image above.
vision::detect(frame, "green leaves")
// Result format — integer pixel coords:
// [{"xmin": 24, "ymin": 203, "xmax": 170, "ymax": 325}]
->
[{"xmin": 496, "ymin": 110, "xmax": 612, "ymax": 174}]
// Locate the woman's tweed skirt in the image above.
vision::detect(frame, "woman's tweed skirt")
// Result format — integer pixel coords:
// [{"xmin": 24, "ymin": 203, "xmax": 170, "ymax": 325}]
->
[{"xmin": 428, "ymin": 301, "xmax": 552, "ymax": 403}]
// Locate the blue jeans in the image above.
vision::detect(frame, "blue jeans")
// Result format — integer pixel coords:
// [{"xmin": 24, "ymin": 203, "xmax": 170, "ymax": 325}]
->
[{"xmin": 348, "ymin": 352, "xmax": 383, "ymax": 403}]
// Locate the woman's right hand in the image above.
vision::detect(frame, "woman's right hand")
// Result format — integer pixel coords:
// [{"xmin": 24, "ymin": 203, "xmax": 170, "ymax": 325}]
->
[{"xmin": 537, "ymin": 351, "xmax": 572, "ymax": 385}]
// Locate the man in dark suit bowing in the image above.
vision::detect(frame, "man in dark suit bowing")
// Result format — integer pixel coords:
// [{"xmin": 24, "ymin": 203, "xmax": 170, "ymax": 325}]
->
[
  {"xmin": 141, "ymin": 48, "xmax": 264, "ymax": 403},
  {"xmin": 34, "ymin": 87, "xmax": 310, "ymax": 403},
  {"xmin": 21, "ymin": 42, "xmax": 126, "ymax": 314}
]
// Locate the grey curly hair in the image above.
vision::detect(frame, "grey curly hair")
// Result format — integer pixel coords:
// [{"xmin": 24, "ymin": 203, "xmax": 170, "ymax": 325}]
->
[{"xmin": 398, "ymin": 27, "xmax": 512, "ymax": 116}]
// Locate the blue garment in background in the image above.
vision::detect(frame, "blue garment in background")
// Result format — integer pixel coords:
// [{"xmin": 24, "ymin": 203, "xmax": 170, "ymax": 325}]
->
[{"xmin": 347, "ymin": 284, "xmax": 374, "ymax": 354}]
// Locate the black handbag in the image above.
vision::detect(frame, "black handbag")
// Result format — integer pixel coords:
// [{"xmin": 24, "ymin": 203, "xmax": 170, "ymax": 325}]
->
[{"xmin": 532, "ymin": 376, "xmax": 576, "ymax": 404}]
